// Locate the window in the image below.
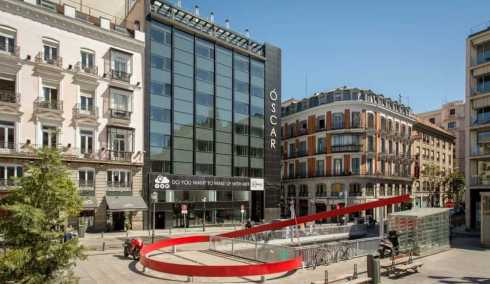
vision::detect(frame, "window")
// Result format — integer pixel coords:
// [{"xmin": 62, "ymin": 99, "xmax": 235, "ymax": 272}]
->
[
  {"xmin": 288, "ymin": 163, "xmax": 294, "ymax": 178},
  {"xmin": 331, "ymin": 183, "xmax": 344, "ymax": 197},
  {"xmin": 235, "ymin": 145, "xmax": 248, "ymax": 156},
  {"xmin": 42, "ymin": 126, "xmax": 58, "ymax": 148},
  {"xmin": 349, "ymin": 183, "xmax": 362, "ymax": 197},
  {"xmin": 447, "ymin": 122, "xmax": 456, "ymax": 129},
  {"xmin": 42, "ymin": 86, "xmax": 59, "ymax": 109},
  {"xmin": 107, "ymin": 170, "xmax": 131, "ymax": 187},
  {"xmin": 80, "ymin": 130, "xmax": 94, "ymax": 155},
  {"xmin": 150, "ymin": 106, "xmax": 170, "ymax": 123},
  {"xmin": 108, "ymin": 127, "xmax": 134, "ymax": 160},
  {"xmin": 351, "ymin": 158, "xmax": 360, "ymax": 175},
  {"xmin": 316, "ymin": 160, "xmax": 324, "ymax": 176},
  {"xmin": 317, "ymin": 115, "xmax": 325, "ymax": 130},
  {"xmin": 429, "ymin": 118, "xmax": 435, "ymax": 124},
  {"xmin": 196, "ymin": 140, "xmax": 214, "ymax": 152},
  {"xmin": 333, "ymin": 158, "xmax": 343, "ymax": 175},
  {"xmin": 449, "ymin": 108, "xmax": 456, "ymax": 115},
  {"xmin": 317, "ymin": 137, "xmax": 325, "ymax": 153},
  {"xmin": 110, "ymin": 89, "xmax": 131, "ymax": 114},
  {"xmin": 81, "ymin": 49, "xmax": 95, "ymax": 70},
  {"xmin": 351, "ymin": 112, "xmax": 360, "ymax": 128},
  {"xmin": 196, "ymin": 164, "xmax": 213, "ymax": 175},
  {"xmin": 111, "ymin": 50, "xmax": 131, "ymax": 81},
  {"xmin": 78, "ymin": 168, "xmax": 95, "ymax": 188},
  {"xmin": 43, "ymin": 42, "xmax": 58, "ymax": 62},
  {"xmin": 0, "ymin": 165, "xmax": 22, "ymax": 186},
  {"xmin": 367, "ymin": 158, "xmax": 373, "ymax": 175},
  {"xmin": 367, "ymin": 136, "xmax": 374, "ymax": 152},
  {"xmin": 316, "ymin": 183, "xmax": 327, "ymax": 197},
  {"xmin": 367, "ymin": 113, "xmax": 375, "ymax": 128},
  {"xmin": 0, "ymin": 29, "xmax": 15, "ymax": 54},
  {"xmin": 333, "ymin": 113, "xmax": 344, "ymax": 129},
  {"xmin": 250, "ymin": 147, "xmax": 263, "ymax": 158},
  {"xmin": 0, "ymin": 121, "xmax": 15, "ymax": 149},
  {"xmin": 151, "ymin": 54, "xmax": 171, "ymax": 71}
]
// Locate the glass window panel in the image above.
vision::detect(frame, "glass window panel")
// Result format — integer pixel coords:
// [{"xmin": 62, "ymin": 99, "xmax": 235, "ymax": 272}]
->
[
  {"xmin": 173, "ymin": 149, "xmax": 193, "ymax": 162},
  {"xmin": 173, "ymin": 124, "xmax": 193, "ymax": 138},
  {"xmin": 174, "ymin": 162, "xmax": 193, "ymax": 175},
  {"xmin": 174, "ymin": 99, "xmax": 193, "ymax": 113}
]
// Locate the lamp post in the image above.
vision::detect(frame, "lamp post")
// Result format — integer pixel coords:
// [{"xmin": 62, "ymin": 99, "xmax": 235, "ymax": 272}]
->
[
  {"xmin": 151, "ymin": 191, "xmax": 158, "ymax": 243},
  {"xmin": 202, "ymin": 197, "xmax": 207, "ymax": 232}
]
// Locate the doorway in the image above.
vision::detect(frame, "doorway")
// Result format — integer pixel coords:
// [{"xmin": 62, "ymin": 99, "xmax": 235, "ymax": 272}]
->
[
  {"xmin": 155, "ymin": 211, "xmax": 166, "ymax": 229},
  {"xmin": 112, "ymin": 212, "xmax": 125, "ymax": 231}
]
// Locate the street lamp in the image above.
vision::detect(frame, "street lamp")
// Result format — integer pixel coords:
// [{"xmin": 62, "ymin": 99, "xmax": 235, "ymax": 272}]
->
[
  {"xmin": 151, "ymin": 191, "xmax": 158, "ymax": 243},
  {"xmin": 202, "ymin": 197, "xmax": 207, "ymax": 232}
]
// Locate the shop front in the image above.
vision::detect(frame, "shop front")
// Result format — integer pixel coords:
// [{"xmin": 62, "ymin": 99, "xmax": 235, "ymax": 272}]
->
[
  {"xmin": 149, "ymin": 174, "xmax": 263, "ymax": 229},
  {"xmin": 104, "ymin": 195, "xmax": 148, "ymax": 231}
]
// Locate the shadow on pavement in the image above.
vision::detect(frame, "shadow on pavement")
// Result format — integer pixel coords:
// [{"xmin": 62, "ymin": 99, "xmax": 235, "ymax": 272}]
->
[
  {"xmin": 428, "ymin": 275, "xmax": 490, "ymax": 284},
  {"xmin": 450, "ymin": 237, "xmax": 486, "ymax": 252}
]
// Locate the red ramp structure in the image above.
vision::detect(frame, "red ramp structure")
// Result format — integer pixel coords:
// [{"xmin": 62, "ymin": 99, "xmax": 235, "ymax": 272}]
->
[{"xmin": 140, "ymin": 195, "xmax": 410, "ymax": 277}]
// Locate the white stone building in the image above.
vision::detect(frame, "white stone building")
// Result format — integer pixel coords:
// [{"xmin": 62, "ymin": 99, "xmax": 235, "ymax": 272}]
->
[{"xmin": 0, "ymin": 0, "xmax": 145, "ymax": 232}]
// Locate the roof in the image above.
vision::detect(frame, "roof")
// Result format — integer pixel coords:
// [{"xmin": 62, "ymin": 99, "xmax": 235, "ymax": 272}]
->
[
  {"xmin": 82, "ymin": 196, "xmax": 98, "ymax": 209},
  {"xmin": 389, "ymin": 208, "xmax": 449, "ymax": 218},
  {"xmin": 105, "ymin": 195, "xmax": 148, "ymax": 212},
  {"xmin": 414, "ymin": 117, "xmax": 455, "ymax": 140}
]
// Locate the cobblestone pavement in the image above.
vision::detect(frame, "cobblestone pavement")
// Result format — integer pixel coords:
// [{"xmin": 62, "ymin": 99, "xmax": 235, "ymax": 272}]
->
[{"xmin": 74, "ymin": 237, "xmax": 490, "ymax": 284}]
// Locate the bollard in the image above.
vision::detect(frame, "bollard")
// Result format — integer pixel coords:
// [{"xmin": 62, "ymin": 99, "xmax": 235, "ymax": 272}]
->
[
  {"xmin": 255, "ymin": 239, "xmax": 258, "ymax": 260},
  {"xmin": 172, "ymin": 246, "xmax": 176, "ymax": 253},
  {"xmin": 324, "ymin": 270, "xmax": 328, "ymax": 284},
  {"xmin": 260, "ymin": 275, "xmax": 265, "ymax": 283},
  {"xmin": 231, "ymin": 238, "xmax": 235, "ymax": 255},
  {"xmin": 102, "ymin": 242, "xmax": 105, "ymax": 251},
  {"xmin": 187, "ymin": 276, "xmax": 193, "ymax": 282},
  {"xmin": 353, "ymin": 263, "xmax": 358, "ymax": 279}
]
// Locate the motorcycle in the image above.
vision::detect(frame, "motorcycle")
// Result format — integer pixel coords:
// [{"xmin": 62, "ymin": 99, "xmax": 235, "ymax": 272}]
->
[
  {"xmin": 378, "ymin": 230, "xmax": 399, "ymax": 258},
  {"xmin": 123, "ymin": 238, "xmax": 143, "ymax": 260}
]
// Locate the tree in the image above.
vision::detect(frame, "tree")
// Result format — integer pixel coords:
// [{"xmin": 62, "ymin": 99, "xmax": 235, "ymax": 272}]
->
[
  {"xmin": 444, "ymin": 171, "xmax": 465, "ymax": 204},
  {"xmin": 420, "ymin": 163, "xmax": 445, "ymax": 207},
  {"xmin": 0, "ymin": 148, "xmax": 85, "ymax": 283}
]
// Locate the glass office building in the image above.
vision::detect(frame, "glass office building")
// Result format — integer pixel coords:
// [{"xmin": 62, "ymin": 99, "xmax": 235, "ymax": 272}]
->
[{"xmin": 144, "ymin": 1, "xmax": 281, "ymax": 229}]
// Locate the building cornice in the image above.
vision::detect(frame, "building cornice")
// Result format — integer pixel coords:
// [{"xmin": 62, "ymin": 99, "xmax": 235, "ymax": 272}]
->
[{"xmin": 0, "ymin": 0, "xmax": 144, "ymax": 53}]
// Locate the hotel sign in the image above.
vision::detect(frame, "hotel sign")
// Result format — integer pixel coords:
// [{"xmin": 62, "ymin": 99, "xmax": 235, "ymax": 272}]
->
[
  {"xmin": 151, "ymin": 174, "xmax": 263, "ymax": 191},
  {"xmin": 269, "ymin": 88, "xmax": 279, "ymax": 151}
]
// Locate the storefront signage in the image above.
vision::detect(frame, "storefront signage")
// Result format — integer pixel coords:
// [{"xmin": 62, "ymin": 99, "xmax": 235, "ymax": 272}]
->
[
  {"xmin": 269, "ymin": 88, "xmax": 279, "ymax": 151},
  {"xmin": 151, "ymin": 174, "xmax": 253, "ymax": 191},
  {"xmin": 250, "ymin": 178, "xmax": 264, "ymax": 191}
]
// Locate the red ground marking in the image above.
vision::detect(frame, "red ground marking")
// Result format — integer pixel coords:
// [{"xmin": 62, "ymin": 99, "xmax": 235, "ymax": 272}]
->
[{"xmin": 139, "ymin": 195, "xmax": 411, "ymax": 277}]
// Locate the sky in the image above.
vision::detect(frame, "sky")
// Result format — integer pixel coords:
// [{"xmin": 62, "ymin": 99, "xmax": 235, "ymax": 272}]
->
[{"xmin": 177, "ymin": 0, "xmax": 490, "ymax": 113}]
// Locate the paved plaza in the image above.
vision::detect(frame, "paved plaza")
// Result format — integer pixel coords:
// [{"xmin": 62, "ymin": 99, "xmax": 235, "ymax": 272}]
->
[{"xmin": 74, "ymin": 237, "xmax": 490, "ymax": 284}]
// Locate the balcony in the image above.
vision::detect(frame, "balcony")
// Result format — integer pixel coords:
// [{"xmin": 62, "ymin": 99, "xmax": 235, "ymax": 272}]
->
[
  {"xmin": 471, "ymin": 145, "xmax": 490, "ymax": 157},
  {"xmin": 109, "ymin": 108, "xmax": 131, "ymax": 126},
  {"xmin": 0, "ymin": 90, "xmax": 21, "ymax": 116},
  {"xmin": 107, "ymin": 150, "xmax": 133, "ymax": 161},
  {"xmin": 331, "ymin": 144, "xmax": 362, "ymax": 153},
  {"xmin": 106, "ymin": 181, "xmax": 132, "ymax": 196},
  {"xmin": 471, "ymin": 113, "xmax": 490, "ymax": 128},
  {"xmin": 109, "ymin": 70, "xmax": 131, "ymax": 83},
  {"xmin": 73, "ymin": 62, "xmax": 98, "ymax": 85},
  {"xmin": 315, "ymin": 191, "xmax": 328, "ymax": 198},
  {"xmin": 73, "ymin": 104, "xmax": 98, "ymax": 126},
  {"xmin": 288, "ymin": 150, "xmax": 308, "ymax": 159},
  {"xmin": 78, "ymin": 180, "xmax": 95, "ymax": 195},
  {"xmin": 33, "ymin": 98, "xmax": 63, "ymax": 122},
  {"xmin": 0, "ymin": 179, "xmax": 17, "ymax": 192}
]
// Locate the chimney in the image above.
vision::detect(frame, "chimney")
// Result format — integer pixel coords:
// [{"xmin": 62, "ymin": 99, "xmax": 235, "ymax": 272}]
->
[
  {"xmin": 194, "ymin": 5, "xmax": 199, "ymax": 16},
  {"xmin": 245, "ymin": 29, "xmax": 250, "ymax": 38},
  {"xmin": 176, "ymin": 0, "xmax": 182, "ymax": 8},
  {"xmin": 209, "ymin": 12, "xmax": 215, "ymax": 23},
  {"xmin": 225, "ymin": 19, "xmax": 230, "ymax": 29}
]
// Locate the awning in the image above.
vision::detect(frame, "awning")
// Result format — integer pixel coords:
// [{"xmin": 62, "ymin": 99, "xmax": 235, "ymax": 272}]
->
[
  {"xmin": 105, "ymin": 196, "xmax": 148, "ymax": 212},
  {"xmin": 82, "ymin": 196, "xmax": 98, "ymax": 210}
]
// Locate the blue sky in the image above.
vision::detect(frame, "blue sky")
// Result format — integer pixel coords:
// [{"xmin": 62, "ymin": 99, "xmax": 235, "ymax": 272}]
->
[{"xmin": 182, "ymin": 1, "xmax": 490, "ymax": 112}]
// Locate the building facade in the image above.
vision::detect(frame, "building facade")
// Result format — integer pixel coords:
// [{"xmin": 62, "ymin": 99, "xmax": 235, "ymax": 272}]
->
[
  {"xmin": 412, "ymin": 118, "xmax": 455, "ymax": 208},
  {"xmin": 0, "ymin": 0, "xmax": 146, "ymax": 232},
  {"xmin": 417, "ymin": 101, "xmax": 465, "ymax": 178},
  {"xmin": 281, "ymin": 87, "xmax": 415, "ymax": 222},
  {"xmin": 466, "ymin": 26, "xmax": 490, "ymax": 229},
  {"xmin": 126, "ymin": 0, "xmax": 282, "ymax": 229}
]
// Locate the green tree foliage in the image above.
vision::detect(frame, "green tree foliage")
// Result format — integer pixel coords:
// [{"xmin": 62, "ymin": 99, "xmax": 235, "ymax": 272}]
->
[{"xmin": 0, "ymin": 149, "xmax": 85, "ymax": 283}]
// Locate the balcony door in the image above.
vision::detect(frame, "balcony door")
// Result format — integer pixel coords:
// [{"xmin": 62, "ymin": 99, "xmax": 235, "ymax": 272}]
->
[
  {"xmin": 0, "ymin": 165, "xmax": 22, "ymax": 187},
  {"xmin": 43, "ymin": 44, "xmax": 58, "ymax": 62},
  {"xmin": 80, "ymin": 130, "xmax": 94, "ymax": 155},
  {"xmin": 0, "ymin": 121, "xmax": 14, "ymax": 150},
  {"xmin": 43, "ymin": 86, "xmax": 58, "ymax": 108},
  {"xmin": 42, "ymin": 126, "xmax": 58, "ymax": 148},
  {"xmin": 80, "ymin": 93, "xmax": 94, "ymax": 113}
]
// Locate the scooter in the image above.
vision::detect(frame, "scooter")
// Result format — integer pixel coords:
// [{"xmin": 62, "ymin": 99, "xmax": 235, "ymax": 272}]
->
[
  {"xmin": 378, "ymin": 230, "xmax": 399, "ymax": 258},
  {"xmin": 123, "ymin": 238, "xmax": 143, "ymax": 260}
]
